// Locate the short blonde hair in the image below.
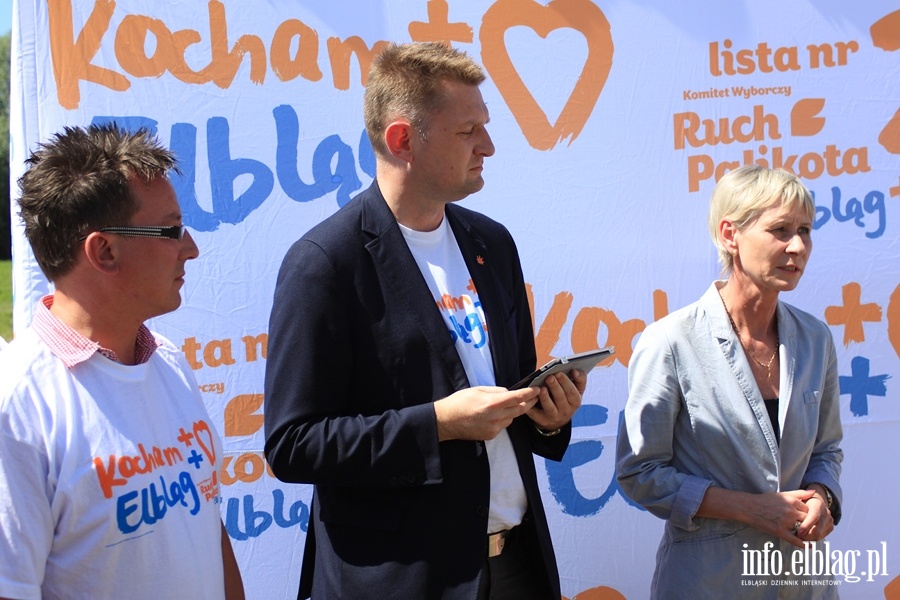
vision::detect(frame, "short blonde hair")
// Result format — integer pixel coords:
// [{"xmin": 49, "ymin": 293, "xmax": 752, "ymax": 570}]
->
[
  {"xmin": 363, "ymin": 42, "xmax": 485, "ymax": 156},
  {"xmin": 708, "ymin": 165, "xmax": 815, "ymax": 274}
]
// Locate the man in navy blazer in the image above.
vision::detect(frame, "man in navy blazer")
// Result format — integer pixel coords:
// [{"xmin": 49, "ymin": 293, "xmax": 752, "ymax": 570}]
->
[{"xmin": 264, "ymin": 42, "xmax": 585, "ymax": 600}]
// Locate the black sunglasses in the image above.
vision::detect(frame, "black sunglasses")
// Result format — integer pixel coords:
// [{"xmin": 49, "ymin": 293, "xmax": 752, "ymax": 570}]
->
[{"xmin": 79, "ymin": 225, "xmax": 186, "ymax": 242}]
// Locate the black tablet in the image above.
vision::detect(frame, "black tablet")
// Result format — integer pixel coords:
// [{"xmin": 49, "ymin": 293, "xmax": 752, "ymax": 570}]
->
[{"xmin": 511, "ymin": 347, "xmax": 614, "ymax": 389}]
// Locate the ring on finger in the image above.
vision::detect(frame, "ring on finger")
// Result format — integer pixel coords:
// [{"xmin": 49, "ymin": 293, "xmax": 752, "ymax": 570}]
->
[{"xmin": 791, "ymin": 520, "xmax": 801, "ymax": 536}]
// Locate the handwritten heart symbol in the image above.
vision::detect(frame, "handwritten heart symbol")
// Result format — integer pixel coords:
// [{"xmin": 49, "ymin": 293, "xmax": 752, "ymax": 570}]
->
[
  {"xmin": 480, "ymin": 0, "xmax": 614, "ymax": 150},
  {"xmin": 192, "ymin": 420, "xmax": 218, "ymax": 466}
]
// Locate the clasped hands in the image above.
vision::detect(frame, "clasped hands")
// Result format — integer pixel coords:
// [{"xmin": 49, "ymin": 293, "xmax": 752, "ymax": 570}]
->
[
  {"xmin": 757, "ymin": 487, "xmax": 835, "ymax": 548},
  {"xmin": 434, "ymin": 370, "xmax": 586, "ymax": 442}
]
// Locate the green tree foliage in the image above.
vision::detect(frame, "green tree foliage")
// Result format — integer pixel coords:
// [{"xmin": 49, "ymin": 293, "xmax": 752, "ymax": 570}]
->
[{"xmin": 0, "ymin": 32, "xmax": 9, "ymax": 260}]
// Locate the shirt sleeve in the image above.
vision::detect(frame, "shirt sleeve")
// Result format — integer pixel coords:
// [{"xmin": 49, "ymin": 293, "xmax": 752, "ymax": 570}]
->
[
  {"xmin": 615, "ymin": 323, "xmax": 713, "ymax": 531},
  {"xmin": 0, "ymin": 407, "xmax": 54, "ymax": 600}
]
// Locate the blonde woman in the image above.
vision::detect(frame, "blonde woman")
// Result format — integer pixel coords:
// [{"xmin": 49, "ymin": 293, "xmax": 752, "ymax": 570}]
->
[{"xmin": 616, "ymin": 165, "xmax": 843, "ymax": 598}]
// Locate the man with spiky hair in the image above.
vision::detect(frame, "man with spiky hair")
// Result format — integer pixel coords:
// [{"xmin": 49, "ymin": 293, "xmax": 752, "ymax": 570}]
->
[{"xmin": 0, "ymin": 124, "xmax": 243, "ymax": 600}]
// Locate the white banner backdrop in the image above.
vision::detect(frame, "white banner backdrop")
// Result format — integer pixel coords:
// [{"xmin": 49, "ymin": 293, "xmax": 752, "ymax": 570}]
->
[{"xmin": 8, "ymin": 1, "xmax": 900, "ymax": 598}]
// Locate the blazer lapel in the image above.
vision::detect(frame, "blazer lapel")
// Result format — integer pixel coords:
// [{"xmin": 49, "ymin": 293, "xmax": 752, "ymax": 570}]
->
[
  {"xmin": 705, "ymin": 285, "xmax": 781, "ymax": 458},
  {"xmin": 360, "ymin": 185, "xmax": 470, "ymax": 392},
  {"xmin": 446, "ymin": 207, "xmax": 511, "ymax": 385},
  {"xmin": 775, "ymin": 300, "xmax": 795, "ymax": 428}
]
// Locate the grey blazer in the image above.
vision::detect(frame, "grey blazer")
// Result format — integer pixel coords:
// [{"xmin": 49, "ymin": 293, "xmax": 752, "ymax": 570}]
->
[{"xmin": 616, "ymin": 283, "xmax": 843, "ymax": 599}]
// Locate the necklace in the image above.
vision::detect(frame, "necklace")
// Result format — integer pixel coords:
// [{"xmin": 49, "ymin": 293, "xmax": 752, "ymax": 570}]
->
[{"xmin": 719, "ymin": 290, "xmax": 779, "ymax": 379}]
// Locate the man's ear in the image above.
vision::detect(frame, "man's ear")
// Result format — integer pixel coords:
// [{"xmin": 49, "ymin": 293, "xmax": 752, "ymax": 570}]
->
[
  {"xmin": 81, "ymin": 233, "xmax": 119, "ymax": 275},
  {"xmin": 384, "ymin": 120, "xmax": 415, "ymax": 163}
]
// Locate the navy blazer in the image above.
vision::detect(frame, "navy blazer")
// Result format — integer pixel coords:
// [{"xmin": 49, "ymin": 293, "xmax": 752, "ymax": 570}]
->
[{"xmin": 264, "ymin": 183, "xmax": 569, "ymax": 599}]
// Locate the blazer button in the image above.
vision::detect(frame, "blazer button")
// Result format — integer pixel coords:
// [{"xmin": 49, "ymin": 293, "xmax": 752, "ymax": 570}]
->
[
  {"xmin": 475, "ymin": 441, "xmax": 484, "ymax": 456},
  {"xmin": 389, "ymin": 476, "xmax": 399, "ymax": 486},
  {"xmin": 476, "ymin": 505, "xmax": 489, "ymax": 517}
]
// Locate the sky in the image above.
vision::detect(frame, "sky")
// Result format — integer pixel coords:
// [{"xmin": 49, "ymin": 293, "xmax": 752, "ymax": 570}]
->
[{"xmin": 0, "ymin": 0, "xmax": 10, "ymax": 35}]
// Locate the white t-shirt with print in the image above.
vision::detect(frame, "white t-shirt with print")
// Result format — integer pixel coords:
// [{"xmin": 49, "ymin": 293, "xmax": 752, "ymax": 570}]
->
[
  {"xmin": 400, "ymin": 216, "xmax": 528, "ymax": 534},
  {"xmin": 0, "ymin": 329, "xmax": 225, "ymax": 600}
]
